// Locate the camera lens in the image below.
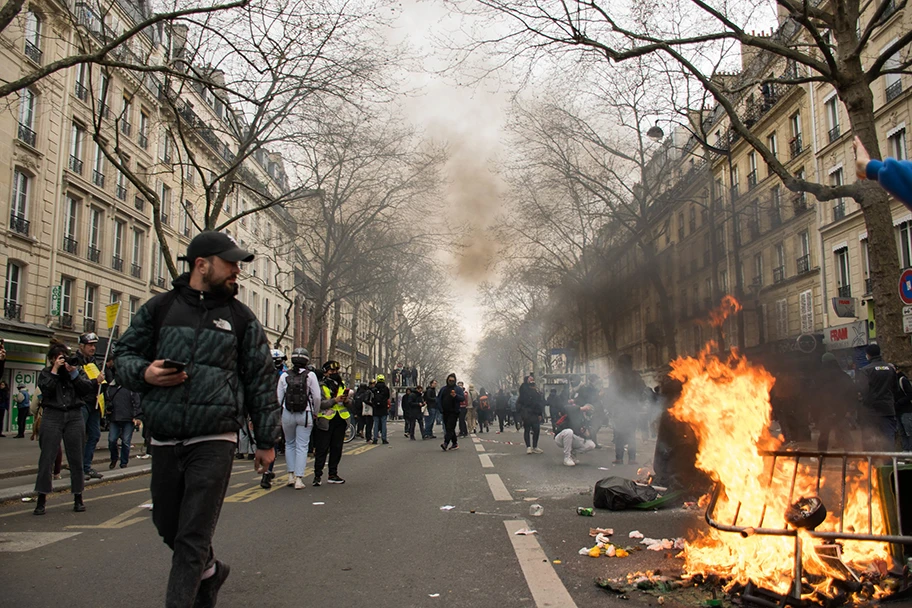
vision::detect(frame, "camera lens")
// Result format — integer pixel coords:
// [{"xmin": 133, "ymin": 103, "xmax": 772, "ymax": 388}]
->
[{"xmin": 66, "ymin": 356, "xmax": 80, "ymax": 366}]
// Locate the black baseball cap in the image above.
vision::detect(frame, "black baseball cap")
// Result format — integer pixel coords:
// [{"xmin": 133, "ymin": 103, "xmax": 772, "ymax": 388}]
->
[{"xmin": 178, "ymin": 231, "xmax": 254, "ymax": 265}]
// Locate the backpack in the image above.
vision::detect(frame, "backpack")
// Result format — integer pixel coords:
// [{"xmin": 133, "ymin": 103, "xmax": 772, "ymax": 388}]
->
[
  {"xmin": 479, "ymin": 396, "xmax": 490, "ymax": 411},
  {"xmin": 284, "ymin": 370, "xmax": 313, "ymax": 415},
  {"xmin": 898, "ymin": 373, "xmax": 912, "ymax": 398}
]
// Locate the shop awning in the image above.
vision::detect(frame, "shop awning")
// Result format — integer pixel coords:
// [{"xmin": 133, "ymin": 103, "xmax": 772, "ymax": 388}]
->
[{"xmin": 1, "ymin": 330, "xmax": 52, "ymax": 354}]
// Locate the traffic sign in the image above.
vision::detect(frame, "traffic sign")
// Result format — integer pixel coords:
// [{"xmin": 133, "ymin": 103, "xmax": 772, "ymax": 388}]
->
[{"xmin": 901, "ymin": 269, "xmax": 912, "ymax": 305}]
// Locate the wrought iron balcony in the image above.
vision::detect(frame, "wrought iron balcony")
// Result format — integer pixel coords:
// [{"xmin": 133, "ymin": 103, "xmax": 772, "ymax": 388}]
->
[
  {"xmin": 828, "ymin": 125, "xmax": 841, "ymax": 144},
  {"xmin": 131, "ymin": 263, "xmax": 142, "ymax": 278},
  {"xmin": 62, "ymin": 236, "xmax": 78, "ymax": 254},
  {"xmin": 747, "ymin": 170, "xmax": 758, "ymax": 188},
  {"xmin": 886, "ymin": 81, "xmax": 903, "ymax": 103},
  {"xmin": 120, "ymin": 121, "xmax": 132, "ymax": 137},
  {"xmin": 112, "ymin": 255, "xmax": 124, "ymax": 272},
  {"xmin": 92, "ymin": 170, "xmax": 105, "ymax": 188},
  {"xmin": 84, "ymin": 318, "xmax": 96, "ymax": 333},
  {"xmin": 17, "ymin": 123, "xmax": 36, "ymax": 147},
  {"xmin": 9, "ymin": 213, "xmax": 29, "ymax": 236},
  {"xmin": 4, "ymin": 300, "xmax": 22, "ymax": 321},
  {"xmin": 796, "ymin": 254, "xmax": 810, "ymax": 274},
  {"xmin": 116, "ymin": 184, "xmax": 127, "ymax": 200},
  {"xmin": 833, "ymin": 200, "xmax": 846, "ymax": 221},
  {"xmin": 75, "ymin": 82, "xmax": 88, "ymax": 102},
  {"xmin": 87, "ymin": 246, "xmax": 100, "ymax": 263},
  {"xmin": 138, "ymin": 133, "xmax": 148, "ymax": 149},
  {"xmin": 60, "ymin": 313, "xmax": 74, "ymax": 329},
  {"xmin": 773, "ymin": 266, "xmax": 785, "ymax": 284},
  {"xmin": 789, "ymin": 135, "xmax": 803, "ymax": 158},
  {"xmin": 155, "ymin": 276, "xmax": 165, "ymax": 288},
  {"xmin": 69, "ymin": 155, "xmax": 83, "ymax": 174},
  {"xmin": 837, "ymin": 285, "xmax": 851, "ymax": 298},
  {"xmin": 99, "ymin": 104, "xmax": 112, "ymax": 120},
  {"xmin": 24, "ymin": 41, "xmax": 41, "ymax": 64},
  {"xmin": 793, "ymin": 193, "xmax": 808, "ymax": 212}
]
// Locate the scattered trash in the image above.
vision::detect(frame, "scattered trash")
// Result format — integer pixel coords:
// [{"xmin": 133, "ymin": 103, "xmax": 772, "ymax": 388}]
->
[
  {"xmin": 588, "ymin": 546, "xmax": 602, "ymax": 558},
  {"xmin": 593, "ymin": 476, "xmax": 660, "ymax": 510},
  {"xmin": 589, "ymin": 527, "xmax": 614, "ymax": 537},
  {"xmin": 577, "ymin": 507, "xmax": 594, "ymax": 516},
  {"xmin": 139, "ymin": 503, "xmax": 153, "ymax": 509},
  {"xmin": 579, "ymin": 547, "xmax": 591, "ymax": 555},
  {"xmin": 598, "ymin": 467, "xmax": 612, "ymax": 471},
  {"xmin": 615, "ymin": 548, "xmax": 629, "ymax": 558},
  {"xmin": 428, "ymin": 593, "xmax": 440, "ymax": 598},
  {"xmin": 515, "ymin": 489, "xmax": 527, "ymax": 492},
  {"xmin": 341, "ymin": 567, "xmax": 352, "ymax": 571},
  {"xmin": 552, "ymin": 559, "xmax": 561, "ymax": 564},
  {"xmin": 21, "ymin": 497, "xmax": 33, "ymax": 502},
  {"xmin": 313, "ymin": 502, "xmax": 325, "ymax": 505},
  {"xmin": 658, "ymin": 597, "xmax": 665, "ymax": 605},
  {"xmin": 605, "ymin": 545, "xmax": 616, "ymax": 557},
  {"xmin": 514, "ymin": 528, "xmax": 538, "ymax": 535},
  {"xmin": 440, "ymin": 505, "xmax": 455, "ymax": 511},
  {"xmin": 629, "ymin": 530, "xmax": 644, "ymax": 539},
  {"xmin": 595, "ymin": 533, "xmax": 613, "ymax": 545},
  {"xmin": 529, "ymin": 504, "xmax": 544, "ymax": 517}
]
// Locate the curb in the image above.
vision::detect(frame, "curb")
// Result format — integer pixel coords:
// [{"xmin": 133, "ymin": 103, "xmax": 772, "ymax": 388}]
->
[
  {"xmin": 0, "ymin": 455, "xmax": 138, "ymax": 481},
  {"xmin": 0, "ymin": 464, "xmax": 153, "ymax": 504}
]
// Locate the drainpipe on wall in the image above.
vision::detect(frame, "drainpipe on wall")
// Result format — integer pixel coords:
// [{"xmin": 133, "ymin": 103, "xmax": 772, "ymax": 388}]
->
[{"xmin": 808, "ymin": 66, "xmax": 830, "ymax": 332}]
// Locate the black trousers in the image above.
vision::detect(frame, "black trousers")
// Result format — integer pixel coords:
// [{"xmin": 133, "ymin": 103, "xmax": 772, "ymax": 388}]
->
[
  {"xmin": 35, "ymin": 408, "xmax": 85, "ymax": 495},
  {"xmin": 458, "ymin": 408, "xmax": 468, "ymax": 436},
  {"xmin": 497, "ymin": 411, "xmax": 508, "ymax": 432},
  {"xmin": 16, "ymin": 407, "xmax": 29, "ymax": 437},
  {"xmin": 313, "ymin": 415, "xmax": 347, "ymax": 478},
  {"xmin": 151, "ymin": 440, "xmax": 235, "ymax": 608},
  {"xmin": 614, "ymin": 426, "xmax": 637, "ymax": 461},
  {"xmin": 523, "ymin": 419, "xmax": 541, "ymax": 448},
  {"xmin": 443, "ymin": 411, "xmax": 460, "ymax": 448}
]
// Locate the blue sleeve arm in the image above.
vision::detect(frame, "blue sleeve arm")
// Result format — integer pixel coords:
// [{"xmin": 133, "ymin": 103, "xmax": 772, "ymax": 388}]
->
[{"xmin": 866, "ymin": 158, "xmax": 912, "ymax": 209}]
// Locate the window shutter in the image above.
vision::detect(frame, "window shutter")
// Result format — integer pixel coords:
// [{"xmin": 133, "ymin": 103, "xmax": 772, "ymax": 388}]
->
[
  {"xmin": 799, "ymin": 290, "xmax": 814, "ymax": 334},
  {"xmin": 777, "ymin": 299, "xmax": 789, "ymax": 339}
]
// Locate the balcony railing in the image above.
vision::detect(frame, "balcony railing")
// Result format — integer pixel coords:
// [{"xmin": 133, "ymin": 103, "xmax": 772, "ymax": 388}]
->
[
  {"xmin": 134, "ymin": 196, "xmax": 145, "ymax": 212},
  {"xmin": 131, "ymin": 263, "xmax": 142, "ymax": 278},
  {"xmin": 120, "ymin": 121, "xmax": 132, "ymax": 137},
  {"xmin": 17, "ymin": 123, "xmax": 36, "ymax": 147},
  {"xmin": 773, "ymin": 266, "xmax": 785, "ymax": 283},
  {"xmin": 797, "ymin": 254, "xmax": 810, "ymax": 274},
  {"xmin": 9, "ymin": 213, "xmax": 29, "ymax": 236},
  {"xmin": 62, "ymin": 236, "xmax": 78, "ymax": 254},
  {"xmin": 116, "ymin": 184, "xmax": 127, "ymax": 200},
  {"xmin": 828, "ymin": 125, "xmax": 841, "ymax": 144},
  {"xmin": 789, "ymin": 135, "xmax": 803, "ymax": 158},
  {"xmin": 837, "ymin": 285, "xmax": 851, "ymax": 298},
  {"xmin": 24, "ymin": 41, "xmax": 41, "ymax": 64},
  {"xmin": 4, "ymin": 300, "xmax": 21, "ymax": 321},
  {"xmin": 138, "ymin": 133, "xmax": 148, "ymax": 149},
  {"xmin": 87, "ymin": 246, "xmax": 101, "ymax": 263},
  {"xmin": 60, "ymin": 313, "xmax": 74, "ymax": 329},
  {"xmin": 69, "ymin": 155, "xmax": 83, "ymax": 174},
  {"xmin": 155, "ymin": 276, "xmax": 165, "ymax": 288},
  {"xmin": 112, "ymin": 255, "xmax": 124, "ymax": 272},
  {"xmin": 865, "ymin": 277, "xmax": 873, "ymax": 295},
  {"xmin": 793, "ymin": 192, "xmax": 808, "ymax": 212},
  {"xmin": 75, "ymin": 82, "xmax": 88, "ymax": 101},
  {"xmin": 833, "ymin": 200, "xmax": 846, "ymax": 221},
  {"xmin": 886, "ymin": 80, "xmax": 903, "ymax": 103},
  {"xmin": 160, "ymin": 213, "xmax": 169, "ymax": 225},
  {"xmin": 84, "ymin": 318, "xmax": 96, "ymax": 333},
  {"xmin": 92, "ymin": 170, "xmax": 105, "ymax": 188},
  {"xmin": 747, "ymin": 170, "xmax": 758, "ymax": 188},
  {"xmin": 749, "ymin": 220, "xmax": 761, "ymax": 239}
]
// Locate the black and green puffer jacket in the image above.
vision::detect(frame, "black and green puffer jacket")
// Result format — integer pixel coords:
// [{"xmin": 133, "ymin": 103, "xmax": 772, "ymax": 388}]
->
[{"xmin": 113, "ymin": 274, "xmax": 280, "ymax": 448}]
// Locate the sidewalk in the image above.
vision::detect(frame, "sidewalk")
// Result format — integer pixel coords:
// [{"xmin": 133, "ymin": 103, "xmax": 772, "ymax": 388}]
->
[{"xmin": 0, "ymin": 430, "xmax": 152, "ymax": 503}]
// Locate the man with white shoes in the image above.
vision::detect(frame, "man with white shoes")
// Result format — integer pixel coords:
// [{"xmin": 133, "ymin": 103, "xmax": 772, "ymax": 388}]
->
[
  {"xmin": 277, "ymin": 348, "xmax": 320, "ymax": 490},
  {"xmin": 553, "ymin": 401, "xmax": 596, "ymax": 466}
]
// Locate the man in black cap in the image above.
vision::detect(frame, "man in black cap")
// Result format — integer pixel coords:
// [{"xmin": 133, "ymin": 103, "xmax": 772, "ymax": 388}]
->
[
  {"xmin": 856, "ymin": 343, "xmax": 899, "ymax": 451},
  {"xmin": 114, "ymin": 231, "xmax": 281, "ymax": 608},
  {"xmin": 75, "ymin": 332, "xmax": 105, "ymax": 480}
]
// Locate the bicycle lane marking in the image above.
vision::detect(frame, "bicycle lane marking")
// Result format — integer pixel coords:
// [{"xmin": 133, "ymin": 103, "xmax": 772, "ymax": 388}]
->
[{"xmin": 224, "ymin": 443, "xmax": 378, "ymax": 503}]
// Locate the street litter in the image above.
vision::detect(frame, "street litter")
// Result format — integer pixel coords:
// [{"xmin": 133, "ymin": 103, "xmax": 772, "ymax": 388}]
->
[
  {"xmin": 589, "ymin": 527, "xmax": 614, "ymax": 537},
  {"xmin": 440, "ymin": 505, "xmax": 455, "ymax": 511},
  {"xmin": 514, "ymin": 528, "xmax": 538, "ymax": 535},
  {"xmin": 139, "ymin": 503, "xmax": 153, "ymax": 509},
  {"xmin": 21, "ymin": 497, "xmax": 32, "ymax": 502},
  {"xmin": 428, "ymin": 593, "xmax": 440, "ymax": 598},
  {"xmin": 313, "ymin": 502, "xmax": 325, "ymax": 505},
  {"xmin": 595, "ymin": 533, "xmax": 613, "ymax": 545},
  {"xmin": 529, "ymin": 503, "xmax": 543, "ymax": 516},
  {"xmin": 598, "ymin": 467, "xmax": 611, "ymax": 471},
  {"xmin": 594, "ymin": 476, "xmax": 659, "ymax": 510},
  {"xmin": 629, "ymin": 530, "xmax": 644, "ymax": 539}
]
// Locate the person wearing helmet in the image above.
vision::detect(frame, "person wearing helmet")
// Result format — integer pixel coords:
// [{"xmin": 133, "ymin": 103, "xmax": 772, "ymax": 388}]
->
[
  {"xmin": 271, "ymin": 349, "xmax": 287, "ymax": 373},
  {"xmin": 277, "ymin": 348, "xmax": 320, "ymax": 489},
  {"xmin": 312, "ymin": 360, "xmax": 351, "ymax": 486}
]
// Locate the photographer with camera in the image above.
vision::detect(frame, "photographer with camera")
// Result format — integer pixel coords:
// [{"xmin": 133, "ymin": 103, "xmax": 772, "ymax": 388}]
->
[
  {"xmin": 74, "ymin": 332, "xmax": 105, "ymax": 481},
  {"xmin": 33, "ymin": 342, "xmax": 100, "ymax": 515}
]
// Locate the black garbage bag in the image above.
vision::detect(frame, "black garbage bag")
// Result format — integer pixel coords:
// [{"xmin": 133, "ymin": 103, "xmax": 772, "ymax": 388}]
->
[{"xmin": 593, "ymin": 476, "xmax": 659, "ymax": 510}]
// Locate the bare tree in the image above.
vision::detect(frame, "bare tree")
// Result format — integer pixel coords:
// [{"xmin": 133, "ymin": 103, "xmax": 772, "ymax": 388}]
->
[{"xmin": 470, "ymin": 0, "xmax": 912, "ymax": 362}]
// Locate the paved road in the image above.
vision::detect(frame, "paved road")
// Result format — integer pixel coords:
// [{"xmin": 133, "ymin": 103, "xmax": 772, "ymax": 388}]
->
[{"xmin": 0, "ymin": 422, "xmax": 702, "ymax": 607}]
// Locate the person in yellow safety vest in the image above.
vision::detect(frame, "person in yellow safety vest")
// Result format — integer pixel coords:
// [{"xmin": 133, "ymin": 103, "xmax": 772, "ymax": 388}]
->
[{"xmin": 312, "ymin": 360, "xmax": 351, "ymax": 486}]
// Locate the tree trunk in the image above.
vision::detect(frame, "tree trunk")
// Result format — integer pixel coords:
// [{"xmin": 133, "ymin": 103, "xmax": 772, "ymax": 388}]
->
[
  {"xmin": 328, "ymin": 300, "xmax": 342, "ymax": 361},
  {"xmin": 351, "ymin": 300, "xmax": 360, "ymax": 382}
]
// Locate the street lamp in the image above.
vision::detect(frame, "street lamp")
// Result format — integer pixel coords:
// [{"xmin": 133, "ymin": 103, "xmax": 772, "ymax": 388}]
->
[{"xmin": 646, "ymin": 123, "xmax": 665, "ymax": 141}]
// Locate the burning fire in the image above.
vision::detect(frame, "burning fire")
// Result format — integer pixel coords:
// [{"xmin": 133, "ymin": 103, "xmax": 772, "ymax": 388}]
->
[{"xmin": 668, "ymin": 302, "xmax": 891, "ymax": 597}]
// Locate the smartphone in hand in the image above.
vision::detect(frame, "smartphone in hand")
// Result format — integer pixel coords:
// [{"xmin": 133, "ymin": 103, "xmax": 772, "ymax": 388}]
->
[{"xmin": 162, "ymin": 359, "xmax": 187, "ymax": 373}]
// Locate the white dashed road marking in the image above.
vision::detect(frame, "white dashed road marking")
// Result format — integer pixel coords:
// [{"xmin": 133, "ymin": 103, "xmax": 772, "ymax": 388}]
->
[
  {"xmin": 485, "ymin": 473, "xmax": 512, "ymax": 501},
  {"xmin": 504, "ymin": 520, "xmax": 578, "ymax": 607}
]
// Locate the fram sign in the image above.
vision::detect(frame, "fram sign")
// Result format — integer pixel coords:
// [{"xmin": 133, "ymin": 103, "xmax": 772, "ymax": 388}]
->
[{"xmin": 824, "ymin": 320, "xmax": 868, "ymax": 350}]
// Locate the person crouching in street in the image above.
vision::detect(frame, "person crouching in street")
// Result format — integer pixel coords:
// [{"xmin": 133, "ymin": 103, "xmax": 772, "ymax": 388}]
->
[
  {"xmin": 438, "ymin": 373, "xmax": 465, "ymax": 451},
  {"xmin": 114, "ymin": 231, "xmax": 280, "ymax": 608},
  {"xmin": 553, "ymin": 401, "xmax": 596, "ymax": 467},
  {"xmin": 34, "ymin": 342, "xmax": 99, "ymax": 515},
  {"xmin": 313, "ymin": 360, "xmax": 351, "ymax": 486}
]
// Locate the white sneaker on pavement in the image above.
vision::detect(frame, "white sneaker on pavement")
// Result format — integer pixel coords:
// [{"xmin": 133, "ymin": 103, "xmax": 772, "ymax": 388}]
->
[
  {"xmin": 526, "ymin": 447, "xmax": 534, "ymax": 454},
  {"xmin": 533, "ymin": 448, "xmax": 544, "ymax": 454},
  {"xmin": 563, "ymin": 457, "xmax": 576, "ymax": 467},
  {"xmin": 287, "ymin": 474, "xmax": 295, "ymax": 487},
  {"xmin": 294, "ymin": 477, "xmax": 306, "ymax": 490}
]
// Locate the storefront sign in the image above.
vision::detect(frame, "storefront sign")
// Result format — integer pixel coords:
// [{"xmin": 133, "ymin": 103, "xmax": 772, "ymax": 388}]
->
[
  {"xmin": 824, "ymin": 320, "xmax": 868, "ymax": 351},
  {"xmin": 831, "ymin": 297, "xmax": 856, "ymax": 318}
]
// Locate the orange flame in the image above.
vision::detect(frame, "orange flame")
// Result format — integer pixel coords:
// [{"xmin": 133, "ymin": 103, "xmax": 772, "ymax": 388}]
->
[
  {"xmin": 703, "ymin": 295, "xmax": 742, "ymax": 329},
  {"xmin": 669, "ymin": 340, "xmax": 891, "ymax": 595}
]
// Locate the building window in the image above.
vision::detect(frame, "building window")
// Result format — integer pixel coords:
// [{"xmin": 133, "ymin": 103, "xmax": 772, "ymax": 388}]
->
[
  {"xmin": 160, "ymin": 183, "xmax": 172, "ymax": 224},
  {"xmin": 831, "ymin": 168, "xmax": 845, "ymax": 220},
  {"xmin": 884, "ymin": 49, "xmax": 902, "ymax": 103},
  {"xmin": 770, "ymin": 186, "xmax": 781, "ymax": 225},
  {"xmin": 181, "ymin": 202, "xmax": 192, "ymax": 237},
  {"xmin": 888, "ymin": 128, "xmax": 907, "ymax": 160},
  {"xmin": 10, "ymin": 168, "xmax": 30, "ymax": 235},
  {"xmin": 789, "ymin": 112, "xmax": 803, "ymax": 157},
  {"xmin": 720, "ymin": 269, "xmax": 728, "ymax": 294},
  {"xmin": 23, "ymin": 11, "xmax": 42, "ymax": 63},
  {"xmin": 753, "ymin": 253, "xmax": 763, "ymax": 287},
  {"xmin": 797, "ymin": 231, "xmax": 811, "ymax": 273},
  {"xmin": 93, "ymin": 143, "xmax": 105, "ymax": 187},
  {"xmin": 265, "ymin": 297, "xmax": 270, "ymax": 327},
  {"xmin": 774, "ymin": 243, "xmax": 786, "ymax": 283},
  {"xmin": 88, "ymin": 207, "xmax": 102, "ymax": 262},
  {"xmin": 129, "ymin": 297, "xmax": 139, "ymax": 322},
  {"xmin": 120, "ymin": 96, "xmax": 132, "ymax": 135},
  {"xmin": 835, "ymin": 248, "xmax": 851, "ymax": 297},
  {"xmin": 689, "ymin": 207, "xmax": 696, "ymax": 232},
  {"xmin": 767, "ymin": 132, "xmax": 778, "ymax": 163},
  {"xmin": 862, "ymin": 239, "xmax": 872, "ymax": 294},
  {"xmin": 84, "ymin": 283, "xmax": 97, "ymax": 329},
  {"xmin": 113, "ymin": 219, "xmax": 125, "ymax": 271},
  {"xmin": 776, "ymin": 299, "xmax": 788, "ymax": 340},
  {"xmin": 4, "ymin": 261, "xmax": 22, "ymax": 317},
  {"xmin": 825, "ymin": 96, "xmax": 840, "ymax": 143},
  {"xmin": 17, "ymin": 88, "xmax": 37, "ymax": 146},
  {"xmin": 69, "ymin": 122, "xmax": 85, "ymax": 174},
  {"xmin": 138, "ymin": 111, "xmax": 150, "ymax": 149},
  {"xmin": 63, "ymin": 195, "xmax": 79, "ymax": 253},
  {"xmin": 747, "ymin": 152, "xmax": 758, "ymax": 188},
  {"xmin": 678, "ymin": 212, "xmax": 685, "ymax": 240},
  {"xmin": 900, "ymin": 221, "xmax": 912, "ymax": 268},
  {"xmin": 61, "ymin": 277, "xmax": 73, "ymax": 316},
  {"xmin": 75, "ymin": 63, "xmax": 89, "ymax": 101},
  {"xmin": 98, "ymin": 72, "xmax": 110, "ymax": 118}
]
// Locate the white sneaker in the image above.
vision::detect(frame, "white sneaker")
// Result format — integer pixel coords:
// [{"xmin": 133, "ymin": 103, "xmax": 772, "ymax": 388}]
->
[
  {"xmin": 533, "ymin": 448, "xmax": 544, "ymax": 454},
  {"xmin": 563, "ymin": 458, "xmax": 576, "ymax": 467},
  {"xmin": 294, "ymin": 477, "xmax": 306, "ymax": 490},
  {"xmin": 527, "ymin": 447, "xmax": 534, "ymax": 454},
  {"xmin": 287, "ymin": 474, "xmax": 295, "ymax": 487}
]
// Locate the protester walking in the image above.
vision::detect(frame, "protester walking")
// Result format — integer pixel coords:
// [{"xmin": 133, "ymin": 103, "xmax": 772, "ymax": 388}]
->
[
  {"xmin": 518, "ymin": 376, "xmax": 545, "ymax": 454},
  {"xmin": 856, "ymin": 343, "xmax": 899, "ymax": 451},
  {"xmin": 458, "ymin": 381, "xmax": 469, "ymax": 437},
  {"xmin": 114, "ymin": 231, "xmax": 280, "ymax": 608},
  {"xmin": 74, "ymin": 332, "xmax": 105, "ymax": 481},
  {"xmin": 312, "ymin": 360, "xmax": 351, "ymax": 486},
  {"xmin": 278, "ymin": 348, "xmax": 319, "ymax": 490},
  {"xmin": 13, "ymin": 383, "xmax": 30, "ymax": 438},
  {"xmin": 404, "ymin": 386, "xmax": 425, "ymax": 440},
  {"xmin": 494, "ymin": 388, "xmax": 509, "ymax": 433},
  {"xmin": 371, "ymin": 374, "xmax": 391, "ymax": 445},
  {"xmin": 105, "ymin": 373, "xmax": 142, "ymax": 469},
  {"xmin": 438, "ymin": 373, "xmax": 465, "ymax": 451},
  {"xmin": 423, "ymin": 380, "xmax": 438, "ymax": 439},
  {"xmin": 477, "ymin": 388, "xmax": 491, "ymax": 433}
]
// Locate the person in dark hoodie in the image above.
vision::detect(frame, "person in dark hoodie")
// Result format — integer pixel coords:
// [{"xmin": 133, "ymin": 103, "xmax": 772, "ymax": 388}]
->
[
  {"xmin": 855, "ymin": 343, "xmax": 898, "ymax": 451},
  {"xmin": 436, "ymin": 373, "xmax": 465, "ymax": 451},
  {"xmin": 494, "ymin": 388, "xmax": 509, "ymax": 433},
  {"xmin": 422, "ymin": 381, "xmax": 438, "ymax": 439},
  {"xmin": 517, "ymin": 375, "xmax": 545, "ymax": 454},
  {"xmin": 403, "ymin": 386, "xmax": 425, "ymax": 440},
  {"xmin": 814, "ymin": 353, "xmax": 857, "ymax": 452},
  {"xmin": 371, "ymin": 374, "xmax": 391, "ymax": 445}
]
